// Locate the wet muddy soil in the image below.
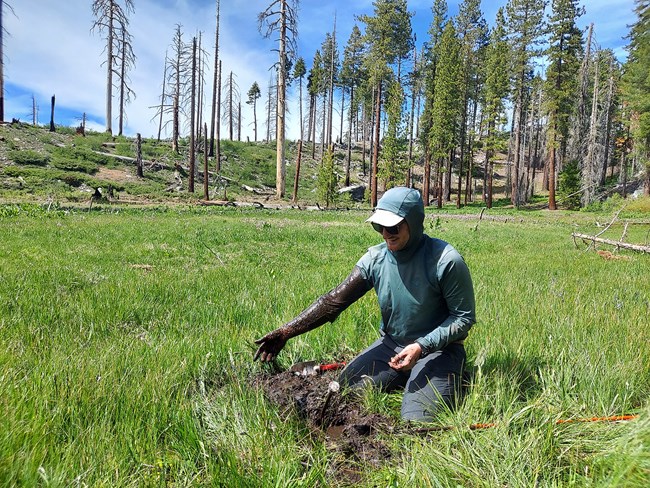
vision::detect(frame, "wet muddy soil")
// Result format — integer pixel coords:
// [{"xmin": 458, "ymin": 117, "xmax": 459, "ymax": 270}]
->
[{"xmin": 253, "ymin": 370, "xmax": 397, "ymax": 481}]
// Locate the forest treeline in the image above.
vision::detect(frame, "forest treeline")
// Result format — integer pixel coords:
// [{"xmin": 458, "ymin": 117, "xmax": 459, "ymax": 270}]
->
[{"xmin": 2, "ymin": 0, "xmax": 649, "ymax": 209}]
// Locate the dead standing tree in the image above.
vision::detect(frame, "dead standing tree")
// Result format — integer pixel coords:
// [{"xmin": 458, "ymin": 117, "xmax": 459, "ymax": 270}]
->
[
  {"xmin": 117, "ymin": 24, "xmax": 136, "ymax": 136},
  {"xmin": 581, "ymin": 50, "xmax": 620, "ymax": 207},
  {"xmin": 215, "ymin": 60, "xmax": 222, "ymax": 172},
  {"xmin": 265, "ymin": 74, "xmax": 277, "ymax": 142},
  {"xmin": 221, "ymin": 71, "xmax": 240, "ymax": 141},
  {"xmin": 190, "ymin": 33, "xmax": 209, "ymax": 183},
  {"xmin": 195, "ymin": 32, "xmax": 206, "ymax": 151},
  {"xmin": 91, "ymin": 0, "xmax": 135, "ymax": 135},
  {"xmin": 1, "ymin": 1, "xmax": 16, "ymax": 123},
  {"xmin": 0, "ymin": 1, "xmax": 4, "ymax": 122},
  {"xmin": 152, "ymin": 50, "xmax": 169, "ymax": 141},
  {"xmin": 150, "ymin": 26, "xmax": 198, "ymax": 157},
  {"xmin": 208, "ymin": 0, "xmax": 221, "ymax": 157},
  {"xmin": 169, "ymin": 26, "xmax": 192, "ymax": 154},
  {"xmin": 154, "ymin": 25, "xmax": 193, "ymax": 154},
  {"xmin": 258, "ymin": 0, "xmax": 299, "ymax": 198},
  {"xmin": 189, "ymin": 37, "xmax": 197, "ymax": 193}
]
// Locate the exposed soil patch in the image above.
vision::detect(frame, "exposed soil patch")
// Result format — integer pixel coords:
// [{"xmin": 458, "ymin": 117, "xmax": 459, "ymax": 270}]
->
[
  {"xmin": 96, "ymin": 166, "xmax": 134, "ymax": 183},
  {"xmin": 253, "ymin": 370, "xmax": 397, "ymax": 483}
]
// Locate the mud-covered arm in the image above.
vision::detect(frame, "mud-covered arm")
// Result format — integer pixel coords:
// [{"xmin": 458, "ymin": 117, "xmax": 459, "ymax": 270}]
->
[{"xmin": 254, "ymin": 266, "xmax": 371, "ymax": 362}]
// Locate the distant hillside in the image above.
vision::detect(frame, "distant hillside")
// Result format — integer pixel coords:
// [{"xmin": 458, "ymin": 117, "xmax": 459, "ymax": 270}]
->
[
  {"xmin": 0, "ymin": 123, "xmax": 359, "ymax": 207},
  {"xmin": 1, "ymin": 122, "xmax": 511, "ymax": 209},
  {"xmin": 3, "ymin": 122, "xmax": 645, "ymax": 212}
]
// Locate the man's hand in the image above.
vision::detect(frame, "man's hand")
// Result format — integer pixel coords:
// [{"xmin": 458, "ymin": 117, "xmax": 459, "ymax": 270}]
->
[
  {"xmin": 388, "ymin": 343, "xmax": 422, "ymax": 371},
  {"xmin": 253, "ymin": 329, "xmax": 288, "ymax": 362}
]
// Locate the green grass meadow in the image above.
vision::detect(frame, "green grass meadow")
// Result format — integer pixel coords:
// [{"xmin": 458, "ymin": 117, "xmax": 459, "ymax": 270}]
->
[{"xmin": 1, "ymin": 206, "xmax": 649, "ymax": 486}]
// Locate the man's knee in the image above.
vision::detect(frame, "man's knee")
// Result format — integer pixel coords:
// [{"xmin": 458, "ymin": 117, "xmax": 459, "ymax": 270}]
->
[
  {"xmin": 339, "ymin": 362, "xmax": 400, "ymax": 391},
  {"xmin": 401, "ymin": 373, "xmax": 460, "ymax": 421}
]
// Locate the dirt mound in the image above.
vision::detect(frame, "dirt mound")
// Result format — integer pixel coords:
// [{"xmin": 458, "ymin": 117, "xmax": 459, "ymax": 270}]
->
[{"xmin": 253, "ymin": 370, "xmax": 396, "ymax": 481}]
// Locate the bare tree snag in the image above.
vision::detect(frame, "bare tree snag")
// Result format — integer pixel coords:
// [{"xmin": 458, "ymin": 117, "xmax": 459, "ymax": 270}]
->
[
  {"xmin": 92, "ymin": 0, "xmax": 135, "ymax": 135},
  {"xmin": 216, "ymin": 60, "xmax": 222, "ymax": 173},
  {"xmin": 49, "ymin": 95, "xmax": 56, "ymax": 132},
  {"xmin": 258, "ymin": 0, "xmax": 299, "ymax": 198},
  {"xmin": 0, "ymin": 1, "xmax": 13, "ymax": 122},
  {"xmin": 203, "ymin": 123, "xmax": 209, "ymax": 200},
  {"xmin": 189, "ymin": 36, "xmax": 197, "ymax": 193},
  {"xmin": 292, "ymin": 139, "xmax": 302, "ymax": 204},
  {"xmin": 136, "ymin": 132, "xmax": 143, "ymax": 177},
  {"xmin": 209, "ymin": 0, "xmax": 221, "ymax": 157}
]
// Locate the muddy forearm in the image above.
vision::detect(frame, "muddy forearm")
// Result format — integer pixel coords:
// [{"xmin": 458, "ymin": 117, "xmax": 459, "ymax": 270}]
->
[{"xmin": 278, "ymin": 266, "xmax": 370, "ymax": 339}]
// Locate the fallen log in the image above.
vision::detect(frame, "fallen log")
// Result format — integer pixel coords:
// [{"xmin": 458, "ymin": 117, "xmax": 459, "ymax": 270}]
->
[
  {"xmin": 571, "ymin": 233, "xmax": 650, "ymax": 254},
  {"xmin": 93, "ymin": 150, "xmax": 155, "ymax": 166},
  {"xmin": 241, "ymin": 184, "xmax": 275, "ymax": 195},
  {"xmin": 198, "ymin": 200, "xmax": 235, "ymax": 207}
]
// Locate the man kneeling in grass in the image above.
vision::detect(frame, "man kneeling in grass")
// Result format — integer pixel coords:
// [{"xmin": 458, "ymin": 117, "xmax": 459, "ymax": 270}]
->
[{"xmin": 254, "ymin": 187, "xmax": 476, "ymax": 421}]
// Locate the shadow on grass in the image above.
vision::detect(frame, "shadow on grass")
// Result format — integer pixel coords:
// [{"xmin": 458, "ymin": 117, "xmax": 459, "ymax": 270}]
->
[{"xmin": 465, "ymin": 350, "xmax": 546, "ymax": 403}]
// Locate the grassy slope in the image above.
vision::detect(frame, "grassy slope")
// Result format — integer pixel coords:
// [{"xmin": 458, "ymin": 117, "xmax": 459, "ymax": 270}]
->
[
  {"xmin": 2, "ymin": 123, "xmax": 648, "ymax": 212},
  {"xmin": 0, "ymin": 124, "xmax": 361, "ymax": 206},
  {"xmin": 1, "ymin": 207, "xmax": 649, "ymax": 486}
]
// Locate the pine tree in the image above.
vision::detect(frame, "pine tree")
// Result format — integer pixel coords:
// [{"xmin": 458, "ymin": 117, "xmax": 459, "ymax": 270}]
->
[
  {"xmin": 189, "ymin": 37, "xmax": 197, "ymax": 193},
  {"xmin": 317, "ymin": 148, "xmax": 338, "ymax": 208},
  {"xmin": 341, "ymin": 25, "xmax": 365, "ymax": 186},
  {"xmin": 621, "ymin": 0, "xmax": 650, "ymax": 195},
  {"xmin": 379, "ymin": 79, "xmax": 407, "ymax": 189},
  {"xmin": 405, "ymin": 39, "xmax": 421, "ymax": 188},
  {"xmin": 429, "ymin": 21, "xmax": 462, "ymax": 208},
  {"xmin": 292, "ymin": 57, "xmax": 306, "ymax": 141},
  {"xmin": 481, "ymin": 7, "xmax": 510, "ymax": 208},
  {"xmin": 359, "ymin": 0, "xmax": 413, "ymax": 205},
  {"xmin": 598, "ymin": 52, "xmax": 620, "ymax": 187},
  {"xmin": 420, "ymin": 0, "xmax": 448, "ymax": 205},
  {"xmin": 506, "ymin": 0, "xmax": 547, "ymax": 206},
  {"xmin": 567, "ymin": 22, "xmax": 594, "ymax": 166},
  {"xmin": 319, "ymin": 32, "xmax": 339, "ymax": 153},
  {"xmin": 454, "ymin": 0, "xmax": 487, "ymax": 208},
  {"xmin": 306, "ymin": 50, "xmax": 324, "ymax": 156},
  {"xmin": 247, "ymin": 82, "xmax": 261, "ymax": 142},
  {"xmin": 544, "ymin": 0, "xmax": 584, "ymax": 209}
]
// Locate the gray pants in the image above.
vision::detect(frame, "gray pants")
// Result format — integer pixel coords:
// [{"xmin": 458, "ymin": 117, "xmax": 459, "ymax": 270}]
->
[{"xmin": 338, "ymin": 333, "xmax": 465, "ymax": 421}]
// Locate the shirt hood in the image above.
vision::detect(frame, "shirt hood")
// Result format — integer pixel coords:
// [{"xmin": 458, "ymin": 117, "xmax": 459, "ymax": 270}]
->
[{"xmin": 373, "ymin": 187, "xmax": 425, "ymax": 261}]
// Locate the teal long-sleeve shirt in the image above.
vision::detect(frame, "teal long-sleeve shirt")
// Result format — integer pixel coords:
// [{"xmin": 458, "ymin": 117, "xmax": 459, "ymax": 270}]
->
[{"xmin": 355, "ymin": 234, "xmax": 476, "ymax": 354}]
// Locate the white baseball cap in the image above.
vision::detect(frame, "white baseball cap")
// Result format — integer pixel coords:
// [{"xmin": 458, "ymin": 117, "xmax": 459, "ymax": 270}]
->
[{"xmin": 365, "ymin": 208, "xmax": 404, "ymax": 227}]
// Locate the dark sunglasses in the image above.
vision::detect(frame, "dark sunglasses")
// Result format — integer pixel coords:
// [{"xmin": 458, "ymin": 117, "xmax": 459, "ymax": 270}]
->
[{"xmin": 371, "ymin": 222, "xmax": 402, "ymax": 235}]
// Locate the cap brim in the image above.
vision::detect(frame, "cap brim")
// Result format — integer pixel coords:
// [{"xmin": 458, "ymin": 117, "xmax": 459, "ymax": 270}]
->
[{"xmin": 365, "ymin": 209, "xmax": 403, "ymax": 227}]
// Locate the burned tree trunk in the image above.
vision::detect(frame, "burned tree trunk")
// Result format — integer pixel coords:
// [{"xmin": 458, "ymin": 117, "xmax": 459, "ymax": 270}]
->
[
  {"xmin": 49, "ymin": 95, "xmax": 56, "ymax": 132},
  {"xmin": 136, "ymin": 133, "xmax": 143, "ymax": 177}
]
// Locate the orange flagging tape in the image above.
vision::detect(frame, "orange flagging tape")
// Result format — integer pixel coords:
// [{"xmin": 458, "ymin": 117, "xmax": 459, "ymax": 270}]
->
[
  {"xmin": 416, "ymin": 415, "xmax": 639, "ymax": 434},
  {"xmin": 555, "ymin": 414, "xmax": 639, "ymax": 424}
]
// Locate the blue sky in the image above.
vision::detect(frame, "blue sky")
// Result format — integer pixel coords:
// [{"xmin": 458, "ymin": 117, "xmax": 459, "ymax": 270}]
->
[{"xmin": 3, "ymin": 0, "xmax": 636, "ymax": 140}]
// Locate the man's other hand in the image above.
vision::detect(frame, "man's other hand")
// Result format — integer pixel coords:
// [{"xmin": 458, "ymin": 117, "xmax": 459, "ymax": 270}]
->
[{"xmin": 388, "ymin": 343, "xmax": 422, "ymax": 371}]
